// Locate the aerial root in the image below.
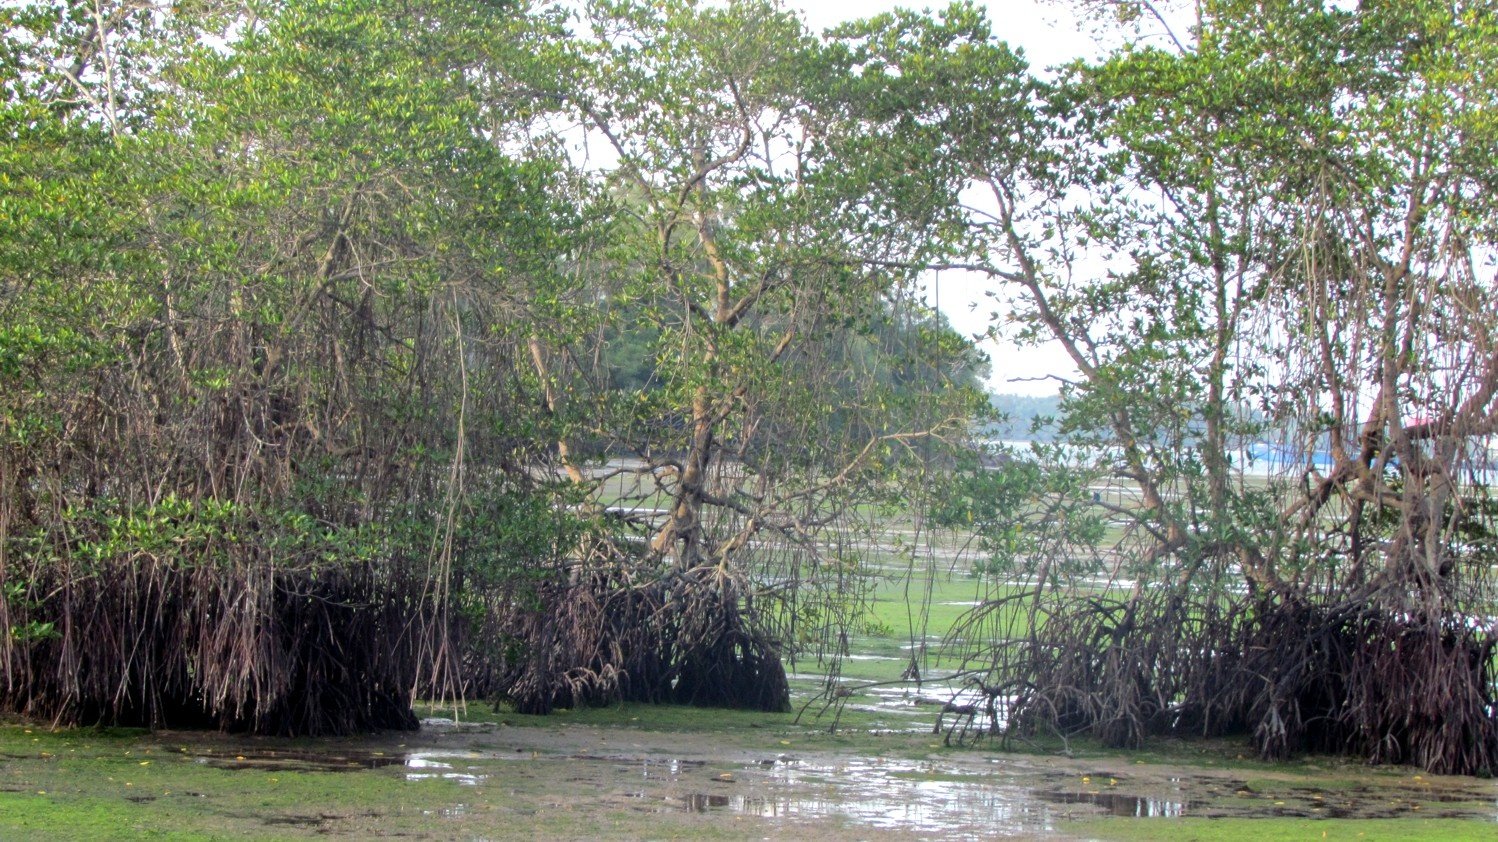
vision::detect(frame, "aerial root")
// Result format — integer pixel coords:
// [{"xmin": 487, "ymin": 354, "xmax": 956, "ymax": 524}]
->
[
  {"xmin": 981, "ymin": 588, "xmax": 1498, "ymax": 775},
  {"xmin": 493, "ymin": 561, "xmax": 790, "ymax": 715},
  {"xmin": 2, "ymin": 559, "xmax": 425, "ymax": 736}
]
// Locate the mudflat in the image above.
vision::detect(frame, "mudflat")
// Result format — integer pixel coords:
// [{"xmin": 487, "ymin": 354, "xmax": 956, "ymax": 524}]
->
[{"xmin": 4, "ymin": 708, "xmax": 1497, "ymax": 840}]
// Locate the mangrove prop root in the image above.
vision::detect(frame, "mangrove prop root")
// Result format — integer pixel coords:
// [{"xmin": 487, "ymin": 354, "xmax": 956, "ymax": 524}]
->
[
  {"xmin": 984, "ymin": 590, "xmax": 1498, "ymax": 776},
  {"xmin": 493, "ymin": 563, "xmax": 790, "ymax": 715},
  {"xmin": 2, "ymin": 560, "xmax": 424, "ymax": 736}
]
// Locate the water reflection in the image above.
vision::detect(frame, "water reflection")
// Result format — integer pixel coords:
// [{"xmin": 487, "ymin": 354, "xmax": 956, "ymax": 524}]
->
[
  {"xmin": 571, "ymin": 752, "xmax": 1077, "ymax": 833},
  {"xmin": 194, "ymin": 748, "xmax": 403, "ymax": 772},
  {"xmin": 161, "ymin": 722, "xmax": 1498, "ymax": 839},
  {"xmin": 685, "ymin": 793, "xmax": 731, "ymax": 811},
  {"xmin": 746, "ymin": 756, "xmax": 1058, "ymax": 834},
  {"xmin": 1043, "ymin": 790, "xmax": 1189, "ymax": 817},
  {"xmin": 637, "ymin": 757, "xmax": 704, "ymax": 778},
  {"xmin": 182, "ymin": 736, "xmax": 1498, "ymax": 837},
  {"xmin": 404, "ymin": 752, "xmax": 487, "ymax": 786}
]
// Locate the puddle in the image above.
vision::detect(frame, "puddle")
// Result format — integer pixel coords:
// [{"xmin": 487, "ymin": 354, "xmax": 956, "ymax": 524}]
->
[
  {"xmin": 625, "ymin": 760, "xmax": 1064, "ymax": 832},
  {"xmin": 392, "ymin": 746, "xmax": 1498, "ymax": 834},
  {"xmin": 1043, "ymin": 790, "xmax": 1190, "ymax": 817},
  {"xmin": 685, "ymin": 792, "xmax": 731, "ymax": 811},
  {"xmin": 194, "ymin": 748, "xmax": 404, "ymax": 772},
  {"xmin": 404, "ymin": 753, "xmax": 487, "ymax": 786},
  {"xmin": 132, "ymin": 726, "xmax": 1498, "ymax": 838},
  {"xmin": 388, "ymin": 745, "xmax": 1088, "ymax": 835},
  {"xmin": 745, "ymin": 757, "xmax": 1061, "ymax": 834},
  {"xmin": 790, "ymin": 673, "xmax": 1013, "ymax": 736}
]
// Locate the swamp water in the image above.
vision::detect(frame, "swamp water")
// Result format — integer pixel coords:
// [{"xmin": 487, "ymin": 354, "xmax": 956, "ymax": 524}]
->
[{"xmin": 4, "ymin": 704, "xmax": 1498, "ymax": 841}]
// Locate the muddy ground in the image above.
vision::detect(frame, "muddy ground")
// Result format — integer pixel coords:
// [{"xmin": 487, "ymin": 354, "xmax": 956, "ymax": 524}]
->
[{"xmin": 4, "ymin": 705, "xmax": 1497, "ymax": 840}]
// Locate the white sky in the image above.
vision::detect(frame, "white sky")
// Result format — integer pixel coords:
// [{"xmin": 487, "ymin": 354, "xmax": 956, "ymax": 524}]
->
[{"xmin": 793, "ymin": 1, "xmax": 1112, "ymax": 396}]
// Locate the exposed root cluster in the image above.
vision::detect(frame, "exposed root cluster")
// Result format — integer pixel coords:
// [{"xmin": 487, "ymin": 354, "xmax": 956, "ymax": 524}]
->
[
  {"xmin": 490, "ymin": 561, "xmax": 790, "ymax": 715},
  {"xmin": 2, "ymin": 560, "xmax": 424, "ymax": 735},
  {"xmin": 983, "ymin": 589, "xmax": 1498, "ymax": 775}
]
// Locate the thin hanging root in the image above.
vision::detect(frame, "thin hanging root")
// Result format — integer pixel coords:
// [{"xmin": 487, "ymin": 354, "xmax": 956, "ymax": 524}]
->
[
  {"xmin": 2, "ymin": 557, "xmax": 430, "ymax": 736},
  {"xmin": 982, "ymin": 588, "xmax": 1498, "ymax": 775},
  {"xmin": 492, "ymin": 561, "xmax": 790, "ymax": 715}
]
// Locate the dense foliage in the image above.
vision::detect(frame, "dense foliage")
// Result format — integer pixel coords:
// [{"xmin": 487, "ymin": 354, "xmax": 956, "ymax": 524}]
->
[
  {"xmin": 2, "ymin": 0, "xmax": 1494, "ymax": 775},
  {"xmin": 934, "ymin": 0, "xmax": 1498, "ymax": 774},
  {"xmin": 0, "ymin": 0, "xmax": 984, "ymax": 728},
  {"xmin": 0, "ymin": 0, "xmax": 589, "ymax": 732}
]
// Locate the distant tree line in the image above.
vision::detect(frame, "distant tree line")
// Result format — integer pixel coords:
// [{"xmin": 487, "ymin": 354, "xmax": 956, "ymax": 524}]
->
[{"xmin": 982, "ymin": 393, "xmax": 1062, "ymax": 442}]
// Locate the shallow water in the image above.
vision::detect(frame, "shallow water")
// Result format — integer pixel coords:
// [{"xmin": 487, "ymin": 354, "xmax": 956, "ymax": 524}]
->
[
  {"xmin": 6, "ymin": 712, "xmax": 1498, "ymax": 839},
  {"xmin": 154, "ymin": 727, "xmax": 1498, "ymax": 837}
]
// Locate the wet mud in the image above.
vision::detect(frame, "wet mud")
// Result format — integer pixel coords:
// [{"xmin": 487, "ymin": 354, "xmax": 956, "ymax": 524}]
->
[
  {"xmin": 5, "ymin": 716, "xmax": 1498, "ymax": 839},
  {"xmin": 166, "ymin": 726, "xmax": 1498, "ymax": 836},
  {"xmin": 194, "ymin": 747, "xmax": 406, "ymax": 773}
]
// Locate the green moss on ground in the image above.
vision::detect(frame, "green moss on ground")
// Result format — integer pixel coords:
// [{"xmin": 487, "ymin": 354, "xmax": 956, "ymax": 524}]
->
[{"xmin": 1065, "ymin": 817, "xmax": 1498, "ymax": 841}]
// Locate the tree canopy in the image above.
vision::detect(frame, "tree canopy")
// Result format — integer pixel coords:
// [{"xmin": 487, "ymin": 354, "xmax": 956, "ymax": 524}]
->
[
  {"xmin": 934, "ymin": 0, "xmax": 1498, "ymax": 774},
  {"xmin": 2, "ymin": 0, "xmax": 1494, "ymax": 774}
]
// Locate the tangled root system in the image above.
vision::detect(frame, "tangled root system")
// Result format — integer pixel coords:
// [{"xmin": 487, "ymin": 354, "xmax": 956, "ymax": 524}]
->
[
  {"xmin": 979, "ymin": 587, "xmax": 1498, "ymax": 775},
  {"xmin": 491, "ymin": 560, "xmax": 789, "ymax": 715},
  {"xmin": 1234, "ymin": 597, "xmax": 1498, "ymax": 775},
  {"xmin": 2, "ymin": 560, "xmax": 425, "ymax": 735}
]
